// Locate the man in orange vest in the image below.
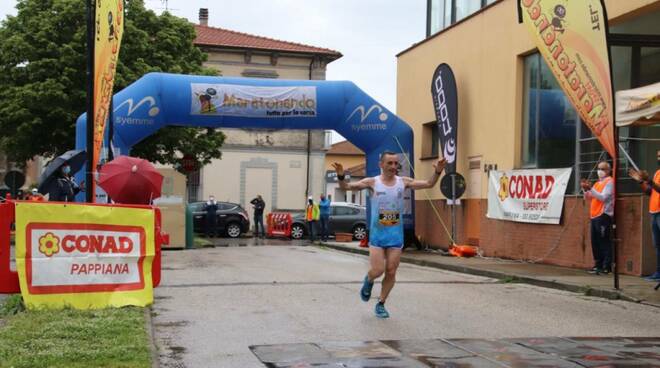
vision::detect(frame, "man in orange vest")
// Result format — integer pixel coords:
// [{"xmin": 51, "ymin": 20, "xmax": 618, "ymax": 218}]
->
[
  {"xmin": 580, "ymin": 161, "xmax": 614, "ymax": 275},
  {"xmin": 629, "ymin": 150, "xmax": 660, "ymax": 281}
]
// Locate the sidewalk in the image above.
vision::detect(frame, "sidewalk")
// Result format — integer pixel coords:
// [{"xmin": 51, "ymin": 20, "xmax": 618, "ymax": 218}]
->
[{"xmin": 321, "ymin": 241, "xmax": 660, "ymax": 307}]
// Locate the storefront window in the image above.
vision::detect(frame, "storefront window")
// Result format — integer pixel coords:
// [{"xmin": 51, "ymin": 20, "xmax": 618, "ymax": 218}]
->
[{"xmin": 521, "ymin": 53, "xmax": 578, "ymax": 185}]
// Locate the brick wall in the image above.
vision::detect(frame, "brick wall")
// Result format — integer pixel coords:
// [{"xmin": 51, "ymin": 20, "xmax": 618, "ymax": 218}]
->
[{"xmin": 415, "ymin": 195, "xmax": 652, "ymax": 276}]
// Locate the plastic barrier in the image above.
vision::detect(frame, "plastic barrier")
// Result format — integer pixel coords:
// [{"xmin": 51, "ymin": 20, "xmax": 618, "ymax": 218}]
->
[
  {"xmin": 0, "ymin": 200, "xmax": 165, "ymax": 294},
  {"xmin": 267, "ymin": 212, "xmax": 292, "ymax": 238}
]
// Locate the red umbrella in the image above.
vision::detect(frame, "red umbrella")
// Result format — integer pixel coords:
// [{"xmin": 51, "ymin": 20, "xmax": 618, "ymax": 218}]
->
[{"xmin": 98, "ymin": 156, "xmax": 163, "ymax": 204}]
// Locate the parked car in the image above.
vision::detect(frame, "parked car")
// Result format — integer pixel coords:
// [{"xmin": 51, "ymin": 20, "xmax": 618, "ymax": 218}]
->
[
  {"xmin": 189, "ymin": 201, "xmax": 250, "ymax": 238},
  {"xmin": 290, "ymin": 202, "xmax": 367, "ymax": 240}
]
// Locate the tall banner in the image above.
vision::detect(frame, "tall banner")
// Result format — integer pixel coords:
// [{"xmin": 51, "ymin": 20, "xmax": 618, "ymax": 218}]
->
[
  {"xmin": 519, "ymin": 0, "xmax": 615, "ymax": 159},
  {"xmin": 487, "ymin": 168, "xmax": 572, "ymax": 224},
  {"xmin": 15, "ymin": 202, "xmax": 155, "ymax": 309},
  {"xmin": 431, "ymin": 63, "xmax": 458, "ymax": 173},
  {"xmin": 94, "ymin": 0, "xmax": 124, "ymax": 173}
]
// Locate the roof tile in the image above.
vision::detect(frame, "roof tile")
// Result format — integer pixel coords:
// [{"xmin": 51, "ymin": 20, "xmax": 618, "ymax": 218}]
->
[{"xmin": 194, "ymin": 25, "xmax": 342, "ymax": 58}]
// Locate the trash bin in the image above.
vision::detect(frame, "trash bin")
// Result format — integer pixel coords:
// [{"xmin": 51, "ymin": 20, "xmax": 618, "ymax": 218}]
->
[{"xmin": 185, "ymin": 203, "xmax": 194, "ymax": 249}]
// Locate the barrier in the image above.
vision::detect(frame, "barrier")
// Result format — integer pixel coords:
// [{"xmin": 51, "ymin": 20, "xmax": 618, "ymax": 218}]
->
[
  {"xmin": 267, "ymin": 212, "xmax": 292, "ymax": 238},
  {"xmin": 0, "ymin": 200, "xmax": 165, "ymax": 297}
]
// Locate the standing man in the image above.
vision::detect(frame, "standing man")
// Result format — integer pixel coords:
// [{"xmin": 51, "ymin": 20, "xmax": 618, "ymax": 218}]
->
[
  {"xmin": 250, "ymin": 194, "xmax": 266, "ymax": 238},
  {"xmin": 580, "ymin": 161, "xmax": 614, "ymax": 275},
  {"xmin": 204, "ymin": 195, "xmax": 219, "ymax": 238},
  {"xmin": 319, "ymin": 193, "xmax": 331, "ymax": 242},
  {"xmin": 629, "ymin": 150, "xmax": 660, "ymax": 281},
  {"xmin": 333, "ymin": 152, "xmax": 446, "ymax": 318},
  {"xmin": 305, "ymin": 196, "xmax": 320, "ymax": 244}
]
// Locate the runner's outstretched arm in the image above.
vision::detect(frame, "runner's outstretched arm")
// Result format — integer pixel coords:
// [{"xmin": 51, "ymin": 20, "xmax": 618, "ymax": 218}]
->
[
  {"xmin": 403, "ymin": 158, "xmax": 447, "ymax": 190},
  {"xmin": 332, "ymin": 162, "xmax": 374, "ymax": 191}
]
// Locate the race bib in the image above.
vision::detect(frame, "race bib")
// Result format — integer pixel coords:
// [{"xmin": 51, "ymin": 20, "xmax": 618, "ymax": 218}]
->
[{"xmin": 378, "ymin": 210, "xmax": 400, "ymax": 226}]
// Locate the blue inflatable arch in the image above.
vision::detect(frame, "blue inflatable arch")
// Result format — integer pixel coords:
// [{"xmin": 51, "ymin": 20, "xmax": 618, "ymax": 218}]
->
[{"xmin": 75, "ymin": 72, "xmax": 415, "ymax": 229}]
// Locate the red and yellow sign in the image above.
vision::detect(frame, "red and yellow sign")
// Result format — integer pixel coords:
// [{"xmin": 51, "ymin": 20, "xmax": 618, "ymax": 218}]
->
[
  {"xmin": 15, "ymin": 202, "xmax": 155, "ymax": 309},
  {"xmin": 520, "ymin": 0, "xmax": 614, "ymax": 159},
  {"xmin": 93, "ymin": 0, "xmax": 124, "ymax": 178}
]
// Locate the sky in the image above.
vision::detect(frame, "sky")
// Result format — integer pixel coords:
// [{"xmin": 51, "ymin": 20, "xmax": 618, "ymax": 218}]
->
[{"xmin": 0, "ymin": 0, "xmax": 427, "ymax": 143}]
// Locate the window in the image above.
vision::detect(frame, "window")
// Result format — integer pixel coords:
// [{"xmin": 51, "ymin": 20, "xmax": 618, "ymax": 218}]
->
[
  {"xmin": 455, "ymin": 0, "xmax": 482, "ymax": 22},
  {"xmin": 422, "ymin": 122, "xmax": 439, "ymax": 158},
  {"xmin": 522, "ymin": 53, "xmax": 578, "ymax": 170},
  {"xmin": 427, "ymin": 0, "xmax": 499, "ymax": 36},
  {"xmin": 522, "ymin": 53, "xmax": 579, "ymax": 192}
]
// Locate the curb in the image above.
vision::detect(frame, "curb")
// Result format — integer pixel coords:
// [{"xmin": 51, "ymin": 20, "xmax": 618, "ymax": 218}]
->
[
  {"xmin": 320, "ymin": 243, "xmax": 640, "ymax": 304},
  {"xmin": 144, "ymin": 307, "xmax": 160, "ymax": 368}
]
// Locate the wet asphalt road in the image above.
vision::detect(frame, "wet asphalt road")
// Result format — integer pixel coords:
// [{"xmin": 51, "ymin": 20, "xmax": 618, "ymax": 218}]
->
[{"xmin": 152, "ymin": 241, "xmax": 660, "ymax": 368}]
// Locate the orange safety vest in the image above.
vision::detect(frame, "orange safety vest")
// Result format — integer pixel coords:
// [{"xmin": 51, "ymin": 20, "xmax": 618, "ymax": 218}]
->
[
  {"xmin": 590, "ymin": 176, "xmax": 613, "ymax": 219},
  {"xmin": 650, "ymin": 170, "xmax": 660, "ymax": 214}
]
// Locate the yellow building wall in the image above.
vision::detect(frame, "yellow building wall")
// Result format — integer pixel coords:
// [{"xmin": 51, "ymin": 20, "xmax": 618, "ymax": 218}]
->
[{"xmin": 397, "ymin": 0, "xmax": 660, "ymax": 200}]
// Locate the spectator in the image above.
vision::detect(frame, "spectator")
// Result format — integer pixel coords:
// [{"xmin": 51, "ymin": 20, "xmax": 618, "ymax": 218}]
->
[
  {"xmin": 319, "ymin": 193, "xmax": 331, "ymax": 241},
  {"xmin": 305, "ymin": 196, "xmax": 320, "ymax": 244},
  {"xmin": 629, "ymin": 150, "xmax": 660, "ymax": 281},
  {"xmin": 581, "ymin": 161, "xmax": 614, "ymax": 275},
  {"xmin": 250, "ymin": 194, "xmax": 266, "ymax": 238},
  {"xmin": 204, "ymin": 195, "xmax": 219, "ymax": 238},
  {"xmin": 49, "ymin": 164, "xmax": 80, "ymax": 202}
]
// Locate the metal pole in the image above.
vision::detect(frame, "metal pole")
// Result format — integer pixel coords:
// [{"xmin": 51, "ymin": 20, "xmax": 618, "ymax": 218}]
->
[
  {"xmin": 108, "ymin": 95, "xmax": 114, "ymax": 161},
  {"xmin": 451, "ymin": 174, "xmax": 456, "ymax": 244},
  {"xmin": 85, "ymin": 0, "xmax": 95, "ymax": 203}
]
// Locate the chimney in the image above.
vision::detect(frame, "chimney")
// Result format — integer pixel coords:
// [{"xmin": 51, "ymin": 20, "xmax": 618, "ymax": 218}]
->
[{"xmin": 199, "ymin": 8, "xmax": 208, "ymax": 26}]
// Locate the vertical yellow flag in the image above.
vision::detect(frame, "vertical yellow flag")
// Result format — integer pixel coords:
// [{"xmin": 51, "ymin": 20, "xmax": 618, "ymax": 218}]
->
[
  {"xmin": 94, "ymin": 0, "xmax": 124, "ymax": 172},
  {"xmin": 519, "ymin": 0, "xmax": 615, "ymax": 159}
]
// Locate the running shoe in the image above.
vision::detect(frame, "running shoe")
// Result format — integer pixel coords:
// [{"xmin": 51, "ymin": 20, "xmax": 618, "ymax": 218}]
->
[
  {"xmin": 360, "ymin": 275, "xmax": 373, "ymax": 302},
  {"xmin": 374, "ymin": 301, "xmax": 389, "ymax": 319}
]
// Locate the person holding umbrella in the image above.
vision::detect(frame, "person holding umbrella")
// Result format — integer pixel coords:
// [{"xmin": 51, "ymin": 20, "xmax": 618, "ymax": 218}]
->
[{"xmin": 50, "ymin": 164, "xmax": 80, "ymax": 202}]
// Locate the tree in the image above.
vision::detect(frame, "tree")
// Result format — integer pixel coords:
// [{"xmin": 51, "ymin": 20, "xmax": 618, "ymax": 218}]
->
[{"xmin": 0, "ymin": 0, "xmax": 224, "ymax": 170}]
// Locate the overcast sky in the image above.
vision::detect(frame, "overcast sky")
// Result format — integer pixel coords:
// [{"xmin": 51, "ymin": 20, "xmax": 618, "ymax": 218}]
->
[{"xmin": 0, "ymin": 0, "xmax": 427, "ymax": 142}]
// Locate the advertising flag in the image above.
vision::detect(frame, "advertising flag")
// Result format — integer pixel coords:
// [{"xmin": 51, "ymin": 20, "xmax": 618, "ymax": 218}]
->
[
  {"xmin": 519, "ymin": 0, "xmax": 615, "ymax": 159},
  {"xmin": 431, "ymin": 63, "xmax": 458, "ymax": 173},
  {"xmin": 94, "ymin": 0, "xmax": 124, "ymax": 174},
  {"xmin": 15, "ymin": 202, "xmax": 155, "ymax": 309}
]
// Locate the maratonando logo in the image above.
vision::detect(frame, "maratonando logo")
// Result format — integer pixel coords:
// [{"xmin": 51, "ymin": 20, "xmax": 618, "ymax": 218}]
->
[
  {"xmin": 115, "ymin": 96, "xmax": 160, "ymax": 126},
  {"xmin": 348, "ymin": 104, "xmax": 388, "ymax": 132}
]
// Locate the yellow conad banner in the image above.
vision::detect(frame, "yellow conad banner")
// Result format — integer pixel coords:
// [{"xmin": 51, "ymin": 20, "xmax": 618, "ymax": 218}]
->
[
  {"xmin": 520, "ymin": 0, "xmax": 615, "ymax": 158},
  {"xmin": 15, "ymin": 202, "xmax": 154, "ymax": 309},
  {"xmin": 93, "ymin": 0, "xmax": 124, "ymax": 172}
]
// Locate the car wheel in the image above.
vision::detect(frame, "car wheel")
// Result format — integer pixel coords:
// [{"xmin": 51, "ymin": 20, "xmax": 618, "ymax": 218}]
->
[
  {"xmin": 291, "ymin": 223, "xmax": 305, "ymax": 239},
  {"xmin": 353, "ymin": 224, "xmax": 367, "ymax": 240},
  {"xmin": 226, "ymin": 222, "xmax": 242, "ymax": 238}
]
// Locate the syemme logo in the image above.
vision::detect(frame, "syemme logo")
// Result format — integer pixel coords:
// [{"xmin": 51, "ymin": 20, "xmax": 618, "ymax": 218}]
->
[
  {"xmin": 114, "ymin": 96, "xmax": 160, "ymax": 126},
  {"xmin": 27, "ymin": 223, "xmax": 146, "ymax": 294},
  {"xmin": 348, "ymin": 104, "xmax": 388, "ymax": 132},
  {"xmin": 498, "ymin": 174, "xmax": 555, "ymax": 201}
]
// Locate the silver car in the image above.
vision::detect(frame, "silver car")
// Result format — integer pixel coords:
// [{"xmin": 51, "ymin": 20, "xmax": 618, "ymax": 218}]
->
[{"xmin": 290, "ymin": 202, "xmax": 367, "ymax": 240}]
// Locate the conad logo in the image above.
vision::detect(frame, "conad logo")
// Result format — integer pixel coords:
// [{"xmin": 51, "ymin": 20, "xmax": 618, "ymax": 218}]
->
[
  {"xmin": 498, "ymin": 174, "xmax": 555, "ymax": 201},
  {"xmin": 38, "ymin": 232, "xmax": 135, "ymax": 256}
]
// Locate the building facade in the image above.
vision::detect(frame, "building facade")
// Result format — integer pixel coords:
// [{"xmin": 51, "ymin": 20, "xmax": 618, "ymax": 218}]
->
[
  {"xmin": 398, "ymin": 0, "xmax": 660, "ymax": 275},
  {"xmin": 191, "ymin": 10, "xmax": 342, "ymax": 220},
  {"xmin": 323, "ymin": 141, "xmax": 367, "ymax": 206}
]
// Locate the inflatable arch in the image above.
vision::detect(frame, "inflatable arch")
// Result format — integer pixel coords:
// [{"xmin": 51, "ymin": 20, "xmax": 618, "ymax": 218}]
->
[{"xmin": 75, "ymin": 72, "xmax": 415, "ymax": 229}]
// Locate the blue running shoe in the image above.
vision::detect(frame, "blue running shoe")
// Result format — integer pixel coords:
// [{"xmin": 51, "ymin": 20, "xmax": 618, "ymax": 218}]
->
[
  {"xmin": 360, "ymin": 275, "xmax": 373, "ymax": 302},
  {"xmin": 374, "ymin": 301, "xmax": 389, "ymax": 319}
]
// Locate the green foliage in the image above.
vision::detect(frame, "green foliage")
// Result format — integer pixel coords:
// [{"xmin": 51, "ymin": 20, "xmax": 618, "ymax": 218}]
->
[
  {"xmin": 0, "ymin": 294, "xmax": 25, "ymax": 316},
  {"xmin": 0, "ymin": 306, "xmax": 151, "ymax": 367},
  {"xmin": 0, "ymin": 0, "xmax": 222, "ymax": 167}
]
